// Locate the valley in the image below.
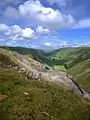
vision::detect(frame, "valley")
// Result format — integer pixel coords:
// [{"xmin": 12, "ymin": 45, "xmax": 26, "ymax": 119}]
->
[{"xmin": 0, "ymin": 46, "xmax": 90, "ymax": 120}]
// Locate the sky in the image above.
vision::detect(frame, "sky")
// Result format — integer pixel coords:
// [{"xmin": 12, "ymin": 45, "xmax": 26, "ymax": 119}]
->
[{"xmin": 0, "ymin": 0, "xmax": 90, "ymax": 49}]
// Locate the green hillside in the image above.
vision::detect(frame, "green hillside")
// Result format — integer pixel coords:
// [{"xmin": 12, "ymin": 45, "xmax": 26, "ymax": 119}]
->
[
  {"xmin": 0, "ymin": 46, "xmax": 90, "ymax": 91},
  {"xmin": 47, "ymin": 47, "xmax": 90, "ymax": 91},
  {"xmin": 0, "ymin": 67, "xmax": 90, "ymax": 120},
  {"xmin": 0, "ymin": 46, "xmax": 48, "ymax": 64},
  {"xmin": 0, "ymin": 46, "xmax": 90, "ymax": 120}
]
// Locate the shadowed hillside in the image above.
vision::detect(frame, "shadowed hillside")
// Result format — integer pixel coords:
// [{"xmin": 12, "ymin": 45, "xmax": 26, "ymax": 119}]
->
[{"xmin": 0, "ymin": 46, "xmax": 48, "ymax": 64}]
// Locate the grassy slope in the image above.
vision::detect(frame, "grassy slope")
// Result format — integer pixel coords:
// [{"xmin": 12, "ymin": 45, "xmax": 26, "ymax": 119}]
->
[
  {"xmin": 0, "ymin": 47, "xmax": 90, "ymax": 119},
  {"xmin": 48, "ymin": 47, "xmax": 90, "ymax": 90},
  {"xmin": 1, "ymin": 46, "xmax": 90, "ymax": 90},
  {"xmin": 0, "ymin": 46, "xmax": 48, "ymax": 64},
  {"xmin": 0, "ymin": 47, "xmax": 45, "ymax": 72},
  {"xmin": 0, "ymin": 67, "xmax": 90, "ymax": 120}
]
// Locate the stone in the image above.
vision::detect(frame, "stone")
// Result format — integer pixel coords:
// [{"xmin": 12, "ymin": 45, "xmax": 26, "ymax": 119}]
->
[{"xmin": 24, "ymin": 92, "xmax": 29, "ymax": 95}]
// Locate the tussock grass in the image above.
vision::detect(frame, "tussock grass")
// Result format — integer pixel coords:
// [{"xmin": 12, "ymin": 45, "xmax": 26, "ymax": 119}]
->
[{"xmin": 0, "ymin": 68, "xmax": 90, "ymax": 120}]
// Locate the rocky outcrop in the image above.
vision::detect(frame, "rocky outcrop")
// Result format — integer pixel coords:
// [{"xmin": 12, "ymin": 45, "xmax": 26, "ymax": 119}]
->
[
  {"xmin": 66, "ymin": 73, "xmax": 90, "ymax": 100},
  {"xmin": 2, "ymin": 51, "xmax": 90, "ymax": 101},
  {"xmin": 40, "ymin": 71, "xmax": 90, "ymax": 100},
  {"xmin": 31, "ymin": 72, "xmax": 41, "ymax": 80}
]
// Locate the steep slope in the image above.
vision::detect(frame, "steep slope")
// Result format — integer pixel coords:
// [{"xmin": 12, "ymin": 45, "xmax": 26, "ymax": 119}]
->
[
  {"xmin": 0, "ymin": 68, "xmax": 90, "ymax": 120},
  {"xmin": 48, "ymin": 47, "xmax": 90, "ymax": 91},
  {"xmin": 0, "ymin": 47, "xmax": 47, "ymax": 72},
  {"xmin": 0, "ymin": 46, "xmax": 48, "ymax": 63},
  {"xmin": 0, "ymin": 46, "xmax": 90, "ymax": 97},
  {"xmin": 0, "ymin": 46, "xmax": 90, "ymax": 119}
]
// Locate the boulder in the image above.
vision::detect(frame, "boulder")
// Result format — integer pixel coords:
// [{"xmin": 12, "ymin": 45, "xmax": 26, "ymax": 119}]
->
[{"xmin": 32, "ymin": 72, "xmax": 41, "ymax": 80}]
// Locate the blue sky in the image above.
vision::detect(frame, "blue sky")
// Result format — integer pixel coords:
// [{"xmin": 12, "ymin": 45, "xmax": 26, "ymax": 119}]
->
[{"xmin": 0, "ymin": 0, "xmax": 90, "ymax": 49}]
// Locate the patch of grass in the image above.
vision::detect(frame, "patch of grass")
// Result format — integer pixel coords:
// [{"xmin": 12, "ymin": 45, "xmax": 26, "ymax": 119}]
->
[
  {"xmin": 68, "ymin": 60, "xmax": 90, "ymax": 91},
  {"xmin": 54, "ymin": 65, "xmax": 66, "ymax": 71},
  {"xmin": 0, "ymin": 67, "xmax": 90, "ymax": 120}
]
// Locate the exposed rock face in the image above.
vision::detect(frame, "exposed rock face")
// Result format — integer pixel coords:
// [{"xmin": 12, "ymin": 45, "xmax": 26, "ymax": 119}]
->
[
  {"xmin": 32, "ymin": 72, "xmax": 41, "ymax": 80},
  {"xmin": 19, "ymin": 67, "xmax": 26, "ymax": 73},
  {"xmin": 14, "ymin": 52, "xmax": 46, "ymax": 72},
  {"xmin": 18, "ymin": 67, "xmax": 41, "ymax": 80},
  {"xmin": 13, "ymin": 53, "xmax": 90, "ymax": 100},
  {"xmin": 40, "ymin": 71, "xmax": 90, "ymax": 100}
]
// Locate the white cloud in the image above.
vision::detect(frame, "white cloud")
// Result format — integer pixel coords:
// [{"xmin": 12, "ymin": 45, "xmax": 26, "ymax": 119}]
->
[
  {"xmin": 4, "ymin": 6, "xmax": 19, "ymax": 19},
  {"xmin": 43, "ymin": 40, "xmax": 69, "ymax": 48},
  {"xmin": 2, "ymin": 24, "xmax": 51, "ymax": 43},
  {"xmin": 44, "ymin": 42, "xmax": 52, "ymax": 46},
  {"xmin": 6, "ymin": 25, "xmax": 21, "ymax": 36},
  {"xmin": 22, "ymin": 28, "xmax": 34, "ymax": 38},
  {"xmin": 5, "ymin": 25, "xmax": 35, "ymax": 40},
  {"xmin": 0, "ymin": 24, "xmax": 9, "ymax": 32},
  {"xmin": 74, "ymin": 19, "xmax": 90, "ymax": 28},
  {"xmin": 6, "ymin": 25, "xmax": 50, "ymax": 40},
  {"xmin": 59, "ymin": 40, "xmax": 68, "ymax": 46},
  {"xmin": 8, "ymin": 34, "xmax": 21, "ymax": 41},
  {"xmin": 19, "ymin": 0, "xmax": 75, "ymax": 29},
  {"xmin": 36, "ymin": 26, "xmax": 50, "ymax": 34},
  {"xmin": 3, "ymin": 0, "xmax": 90, "ymax": 30}
]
